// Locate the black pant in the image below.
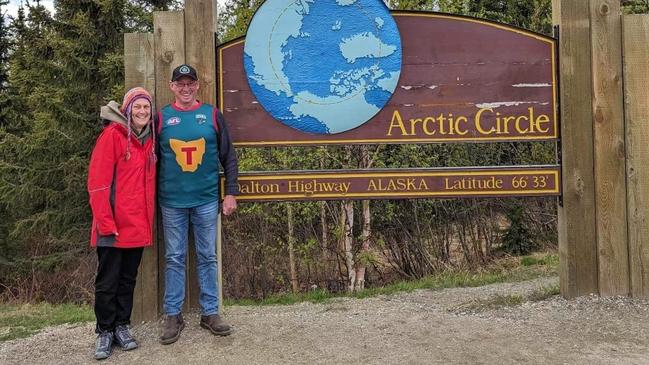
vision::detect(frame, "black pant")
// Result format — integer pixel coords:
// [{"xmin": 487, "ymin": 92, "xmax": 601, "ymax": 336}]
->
[{"xmin": 95, "ymin": 247, "xmax": 143, "ymax": 333}]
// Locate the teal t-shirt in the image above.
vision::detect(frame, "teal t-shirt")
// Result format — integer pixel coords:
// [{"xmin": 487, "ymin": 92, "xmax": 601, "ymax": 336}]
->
[{"xmin": 158, "ymin": 103, "xmax": 220, "ymax": 208}]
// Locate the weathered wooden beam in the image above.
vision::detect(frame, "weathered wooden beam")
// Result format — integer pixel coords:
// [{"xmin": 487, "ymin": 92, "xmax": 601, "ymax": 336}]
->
[
  {"xmin": 154, "ymin": 10, "xmax": 186, "ymax": 313},
  {"xmin": 590, "ymin": 0, "xmax": 629, "ymax": 296},
  {"xmin": 623, "ymin": 14, "xmax": 649, "ymax": 297},
  {"xmin": 183, "ymin": 0, "xmax": 220, "ymax": 312},
  {"xmin": 552, "ymin": 0, "xmax": 599, "ymax": 298},
  {"xmin": 124, "ymin": 32, "xmax": 158, "ymax": 323}
]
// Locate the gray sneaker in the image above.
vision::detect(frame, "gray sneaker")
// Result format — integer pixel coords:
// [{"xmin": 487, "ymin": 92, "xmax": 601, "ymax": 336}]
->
[
  {"xmin": 114, "ymin": 325, "xmax": 138, "ymax": 351},
  {"xmin": 94, "ymin": 331, "xmax": 113, "ymax": 360}
]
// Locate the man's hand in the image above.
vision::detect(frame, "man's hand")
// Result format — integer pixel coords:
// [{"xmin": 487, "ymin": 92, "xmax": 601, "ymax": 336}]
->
[{"xmin": 222, "ymin": 195, "xmax": 237, "ymax": 216}]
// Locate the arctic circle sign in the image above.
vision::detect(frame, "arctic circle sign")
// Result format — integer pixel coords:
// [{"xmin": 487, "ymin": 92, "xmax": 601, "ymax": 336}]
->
[
  {"xmin": 217, "ymin": 2, "xmax": 561, "ymax": 202},
  {"xmin": 219, "ymin": 10, "xmax": 558, "ymax": 146},
  {"xmin": 243, "ymin": 0, "xmax": 402, "ymax": 134}
]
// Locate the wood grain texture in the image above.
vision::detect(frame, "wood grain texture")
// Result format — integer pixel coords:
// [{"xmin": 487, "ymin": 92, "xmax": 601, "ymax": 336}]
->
[
  {"xmin": 623, "ymin": 14, "xmax": 649, "ymax": 297},
  {"xmin": 185, "ymin": 0, "xmax": 217, "ymax": 106},
  {"xmin": 124, "ymin": 33, "xmax": 159, "ymax": 322},
  {"xmin": 154, "ymin": 10, "xmax": 185, "ymax": 313},
  {"xmin": 590, "ymin": 0, "xmax": 629, "ymax": 296},
  {"xmin": 184, "ymin": 0, "xmax": 219, "ymax": 312},
  {"xmin": 552, "ymin": 0, "xmax": 599, "ymax": 298}
]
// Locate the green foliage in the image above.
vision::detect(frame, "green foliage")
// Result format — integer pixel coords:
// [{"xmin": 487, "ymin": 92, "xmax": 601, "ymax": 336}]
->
[
  {"xmin": 225, "ymin": 253, "xmax": 558, "ymax": 306},
  {"xmin": 623, "ymin": 0, "xmax": 649, "ymax": 14},
  {"xmin": 520, "ymin": 253, "xmax": 558, "ymax": 267},
  {"xmin": 0, "ymin": 0, "xmax": 162, "ymax": 301},
  {"xmin": 0, "ymin": 302, "xmax": 94, "ymax": 342},
  {"xmin": 502, "ymin": 202, "xmax": 536, "ymax": 255},
  {"xmin": 217, "ymin": 0, "xmax": 265, "ymax": 43},
  {"xmin": 439, "ymin": 0, "xmax": 552, "ymax": 35}
]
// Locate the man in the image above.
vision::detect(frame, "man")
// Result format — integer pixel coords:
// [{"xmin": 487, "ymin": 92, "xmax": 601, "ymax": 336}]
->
[{"xmin": 158, "ymin": 64, "xmax": 239, "ymax": 345}]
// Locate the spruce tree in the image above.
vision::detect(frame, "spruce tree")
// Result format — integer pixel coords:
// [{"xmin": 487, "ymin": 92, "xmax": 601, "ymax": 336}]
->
[
  {"xmin": 0, "ymin": 0, "xmax": 11, "ymax": 123},
  {"xmin": 0, "ymin": 0, "xmax": 126, "ymax": 301}
]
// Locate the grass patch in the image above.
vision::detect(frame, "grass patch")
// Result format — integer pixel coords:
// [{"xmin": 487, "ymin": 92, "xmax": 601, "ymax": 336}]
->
[
  {"xmin": 527, "ymin": 283, "xmax": 561, "ymax": 302},
  {"xmin": 226, "ymin": 253, "xmax": 559, "ymax": 307},
  {"xmin": 454, "ymin": 283, "xmax": 561, "ymax": 313},
  {"xmin": 521, "ymin": 253, "xmax": 559, "ymax": 267},
  {"xmin": 0, "ymin": 303, "xmax": 94, "ymax": 342}
]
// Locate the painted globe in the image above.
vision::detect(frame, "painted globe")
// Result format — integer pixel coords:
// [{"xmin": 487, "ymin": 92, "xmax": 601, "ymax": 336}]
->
[{"xmin": 244, "ymin": 0, "xmax": 402, "ymax": 134}]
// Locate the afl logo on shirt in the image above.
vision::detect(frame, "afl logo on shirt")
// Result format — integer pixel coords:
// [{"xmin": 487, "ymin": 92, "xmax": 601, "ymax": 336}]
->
[{"xmin": 166, "ymin": 117, "xmax": 181, "ymax": 126}]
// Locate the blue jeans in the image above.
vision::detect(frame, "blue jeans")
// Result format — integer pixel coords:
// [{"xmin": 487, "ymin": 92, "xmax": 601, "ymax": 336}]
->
[{"xmin": 161, "ymin": 201, "xmax": 219, "ymax": 316}]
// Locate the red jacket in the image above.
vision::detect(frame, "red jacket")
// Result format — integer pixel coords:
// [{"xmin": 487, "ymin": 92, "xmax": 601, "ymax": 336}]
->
[{"xmin": 87, "ymin": 122, "xmax": 156, "ymax": 248}]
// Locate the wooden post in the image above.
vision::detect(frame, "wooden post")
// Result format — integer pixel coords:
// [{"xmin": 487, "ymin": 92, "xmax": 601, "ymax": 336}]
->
[
  {"xmin": 552, "ymin": 0, "xmax": 599, "ymax": 298},
  {"xmin": 124, "ymin": 33, "xmax": 158, "ymax": 322},
  {"xmin": 590, "ymin": 0, "xmax": 629, "ymax": 296},
  {"xmin": 184, "ymin": 0, "xmax": 219, "ymax": 312},
  {"xmin": 623, "ymin": 15, "xmax": 649, "ymax": 297},
  {"xmin": 154, "ymin": 10, "xmax": 186, "ymax": 313}
]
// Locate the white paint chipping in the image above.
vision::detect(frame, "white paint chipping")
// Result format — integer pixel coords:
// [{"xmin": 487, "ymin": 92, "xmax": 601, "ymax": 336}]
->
[
  {"xmin": 475, "ymin": 101, "xmax": 537, "ymax": 109},
  {"xmin": 512, "ymin": 83, "xmax": 551, "ymax": 88}
]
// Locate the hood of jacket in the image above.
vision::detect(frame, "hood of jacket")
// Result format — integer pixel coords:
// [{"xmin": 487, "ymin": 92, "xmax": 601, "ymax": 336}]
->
[{"xmin": 100, "ymin": 100, "xmax": 128, "ymax": 128}]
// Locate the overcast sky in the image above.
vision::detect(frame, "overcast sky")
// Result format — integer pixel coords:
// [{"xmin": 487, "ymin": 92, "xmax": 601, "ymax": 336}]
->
[{"xmin": 4, "ymin": 0, "xmax": 55, "ymax": 20}]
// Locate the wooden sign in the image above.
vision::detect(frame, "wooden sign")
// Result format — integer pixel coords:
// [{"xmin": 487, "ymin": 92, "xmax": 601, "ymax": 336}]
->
[
  {"xmin": 217, "ymin": 11, "xmax": 558, "ymax": 146},
  {"xmin": 223, "ymin": 166, "xmax": 561, "ymax": 202}
]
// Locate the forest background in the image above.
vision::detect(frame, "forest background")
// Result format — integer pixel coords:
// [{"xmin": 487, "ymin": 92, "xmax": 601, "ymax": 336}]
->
[{"xmin": 0, "ymin": 0, "xmax": 647, "ymax": 304}]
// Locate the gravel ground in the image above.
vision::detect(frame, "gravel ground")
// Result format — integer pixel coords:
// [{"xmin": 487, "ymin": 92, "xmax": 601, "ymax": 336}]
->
[{"xmin": 2, "ymin": 276, "xmax": 649, "ymax": 365}]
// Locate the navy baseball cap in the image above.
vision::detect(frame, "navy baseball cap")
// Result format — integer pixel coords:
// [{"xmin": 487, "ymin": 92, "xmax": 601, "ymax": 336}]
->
[{"xmin": 171, "ymin": 64, "xmax": 198, "ymax": 81}]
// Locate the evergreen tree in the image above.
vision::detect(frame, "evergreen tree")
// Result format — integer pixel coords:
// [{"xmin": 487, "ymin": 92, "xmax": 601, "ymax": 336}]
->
[
  {"xmin": 622, "ymin": 0, "xmax": 649, "ymax": 13},
  {"xmin": 0, "ymin": 0, "xmax": 128, "ymax": 301},
  {"xmin": 0, "ymin": 0, "xmax": 12, "ymax": 123},
  {"xmin": 217, "ymin": 0, "xmax": 264, "ymax": 43}
]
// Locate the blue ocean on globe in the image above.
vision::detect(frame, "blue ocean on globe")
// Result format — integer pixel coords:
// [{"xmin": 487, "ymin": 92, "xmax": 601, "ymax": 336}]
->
[{"xmin": 243, "ymin": 0, "xmax": 402, "ymax": 134}]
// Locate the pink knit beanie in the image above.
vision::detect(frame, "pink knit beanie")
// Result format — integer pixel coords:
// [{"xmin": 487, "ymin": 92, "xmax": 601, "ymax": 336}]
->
[{"xmin": 120, "ymin": 87, "xmax": 154, "ymax": 161}]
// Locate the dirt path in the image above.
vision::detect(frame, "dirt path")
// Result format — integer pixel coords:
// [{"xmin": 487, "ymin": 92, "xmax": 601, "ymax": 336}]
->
[{"xmin": 2, "ymin": 276, "xmax": 649, "ymax": 365}]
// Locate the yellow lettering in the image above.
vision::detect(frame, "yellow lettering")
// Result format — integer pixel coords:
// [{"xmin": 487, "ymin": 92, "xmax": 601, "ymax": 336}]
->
[
  {"xmin": 475, "ymin": 108, "xmax": 496, "ymax": 135},
  {"xmin": 533, "ymin": 112, "xmax": 551, "ymax": 133},
  {"xmin": 455, "ymin": 116, "xmax": 468, "ymax": 136},
  {"xmin": 409, "ymin": 118, "xmax": 423, "ymax": 136},
  {"xmin": 515, "ymin": 115, "xmax": 529, "ymax": 134},
  {"xmin": 387, "ymin": 110, "xmax": 409, "ymax": 136},
  {"xmin": 422, "ymin": 117, "xmax": 436, "ymax": 135}
]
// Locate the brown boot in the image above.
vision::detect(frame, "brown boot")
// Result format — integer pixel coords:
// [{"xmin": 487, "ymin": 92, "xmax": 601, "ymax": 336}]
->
[
  {"xmin": 200, "ymin": 314, "xmax": 233, "ymax": 336},
  {"xmin": 160, "ymin": 313, "xmax": 185, "ymax": 345}
]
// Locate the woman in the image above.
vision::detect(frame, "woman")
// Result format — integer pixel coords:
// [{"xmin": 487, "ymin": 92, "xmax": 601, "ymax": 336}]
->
[{"xmin": 87, "ymin": 87, "xmax": 156, "ymax": 360}]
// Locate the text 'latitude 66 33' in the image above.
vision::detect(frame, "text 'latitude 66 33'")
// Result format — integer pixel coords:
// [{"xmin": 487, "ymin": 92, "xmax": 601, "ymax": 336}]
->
[{"xmin": 243, "ymin": 0, "xmax": 402, "ymax": 134}]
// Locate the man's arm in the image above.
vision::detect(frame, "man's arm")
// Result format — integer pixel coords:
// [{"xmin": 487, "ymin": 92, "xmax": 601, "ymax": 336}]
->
[{"xmin": 215, "ymin": 110, "xmax": 239, "ymax": 215}]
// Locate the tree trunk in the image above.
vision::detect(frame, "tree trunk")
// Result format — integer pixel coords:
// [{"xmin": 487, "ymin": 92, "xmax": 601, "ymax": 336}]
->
[
  {"xmin": 341, "ymin": 200, "xmax": 355, "ymax": 292},
  {"xmin": 287, "ymin": 203, "xmax": 299, "ymax": 293},
  {"xmin": 354, "ymin": 199, "xmax": 371, "ymax": 291},
  {"xmin": 319, "ymin": 150, "xmax": 330, "ymax": 289},
  {"xmin": 353, "ymin": 146, "xmax": 372, "ymax": 291}
]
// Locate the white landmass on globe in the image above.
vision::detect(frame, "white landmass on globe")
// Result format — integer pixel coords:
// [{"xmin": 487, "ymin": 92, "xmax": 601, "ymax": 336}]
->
[
  {"xmin": 339, "ymin": 32, "xmax": 397, "ymax": 63},
  {"xmin": 375, "ymin": 17, "xmax": 384, "ymax": 29},
  {"xmin": 377, "ymin": 71, "xmax": 400, "ymax": 91},
  {"xmin": 332, "ymin": 20, "xmax": 342, "ymax": 30},
  {"xmin": 290, "ymin": 88, "xmax": 380, "ymax": 134},
  {"xmin": 244, "ymin": 0, "xmax": 315, "ymax": 97},
  {"xmin": 336, "ymin": 0, "xmax": 358, "ymax": 5},
  {"xmin": 330, "ymin": 65, "xmax": 385, "ymax": 96}
]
